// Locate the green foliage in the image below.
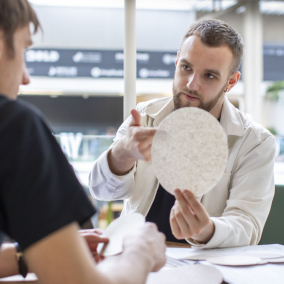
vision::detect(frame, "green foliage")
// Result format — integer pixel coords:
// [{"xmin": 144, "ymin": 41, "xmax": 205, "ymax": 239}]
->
[
  {"xmin": 267, "ymin": 127, "xmax": 277, "ymax": 135},
  {"xmin": 265, "ymin": 81, "xmax": 284, "ymax": 101},
  {"xmin": 106, "ymin": 201, "xmax": 113, "ymax": 225}
]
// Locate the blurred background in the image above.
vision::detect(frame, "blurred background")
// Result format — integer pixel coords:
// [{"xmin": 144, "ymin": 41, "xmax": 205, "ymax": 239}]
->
[{"xmin": 22, "ymin": 0, "xmax": 284, "ymax": 227}]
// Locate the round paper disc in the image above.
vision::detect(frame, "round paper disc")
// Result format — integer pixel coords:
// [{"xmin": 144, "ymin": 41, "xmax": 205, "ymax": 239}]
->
[
  {"xmin": 97, "ymin": 213, "xmax": 145, "ymax": 256},
  {"xmin": 207, "ymin": 255, "xmax": 261, "ymax": 266},
  {"xmin": 147, "ymin": 264, "xmax": 223, "ymax": 284},
  {"xmin": 151, "ymin": 107, "xmax": 228, "ymax": 196}
]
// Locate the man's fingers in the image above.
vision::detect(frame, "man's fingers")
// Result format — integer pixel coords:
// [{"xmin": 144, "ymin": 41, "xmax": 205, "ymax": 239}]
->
[
  {"xmin": 93, "ymin": 228, "xmax": 104, "ymax": 235},
  {"xmin": 133, "ymin": 128, "xmax": 156, "ymax": 140},
  {"xmin": 140, "ymin": 144, "xmax": 152, "ymax": 162},
  {"xmin": 182, "ymin": 190, "xmax": 208, "ymax": 223},
  {"xmin": 173, "ymin": 204, "xmax": 191, "ymax": 238},
  {"xmin": 170, "ymin": 208, "xmax": 182, "ymax": 239},
  {"xmin": 130, "ymin": 109, "xmax": 142, "ymax": 126},
  {"xmin": 80, "ymin": 228, "xmax": 103, "ymax": 235},
  {"xmin": 82, "ymin": 234, "xmax": 109, "ymax": 244},
  {"xmin": 174, "ymin": 189, "xmax": 198, "ymax": 228}
]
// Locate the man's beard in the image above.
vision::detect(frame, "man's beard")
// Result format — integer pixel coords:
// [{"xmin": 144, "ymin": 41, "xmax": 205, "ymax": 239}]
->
[{"xmin": 173, "ymin": 80, "xmax": 227, "ymax": 112}]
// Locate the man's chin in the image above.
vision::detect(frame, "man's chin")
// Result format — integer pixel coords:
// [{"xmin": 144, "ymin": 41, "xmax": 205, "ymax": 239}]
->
[
  {"xmin": 173, "ymin": 93, "xmax": 202, "ymax": 110},
  {"xmin": 175, "ymin": 100, "xmax": 201, "ymax": 110}
]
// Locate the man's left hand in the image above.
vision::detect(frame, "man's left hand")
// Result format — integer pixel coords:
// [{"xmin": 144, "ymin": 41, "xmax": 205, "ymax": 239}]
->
[
  {"xmin": 170, "ymin": 189, "xmax": 215, "ymax": 244},
  {"xmin": 79, "ymin": 228, "xmax": 109, "ymax": 263}
]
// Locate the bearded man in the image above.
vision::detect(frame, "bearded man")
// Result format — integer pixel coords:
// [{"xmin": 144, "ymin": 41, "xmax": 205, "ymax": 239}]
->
[{"xmin": 89, "ymin": 19, "xmax": 275, "ymax": 248}]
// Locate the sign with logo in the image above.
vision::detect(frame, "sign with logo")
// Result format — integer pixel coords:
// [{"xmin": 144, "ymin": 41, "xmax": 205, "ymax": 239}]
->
[
  {"xmin": 26, "ymin": 45, "xmax": 284, "ymax": 81},
  {"xmin": 26, "ymin": 48, "xmax": 177, "ymax": 79},
  {"xmin": 263, "ymin": 44, "xmax": 284, "ymax": 81}
]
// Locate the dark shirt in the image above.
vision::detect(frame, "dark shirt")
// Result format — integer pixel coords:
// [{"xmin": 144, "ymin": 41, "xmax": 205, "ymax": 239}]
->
[
  {"xmin": 0, "ymin": 95, "xmax": 96, "ymax": 250},
  {"xmin": 146, "ymin": 184, "xmax": 188, "ymax": 243}
]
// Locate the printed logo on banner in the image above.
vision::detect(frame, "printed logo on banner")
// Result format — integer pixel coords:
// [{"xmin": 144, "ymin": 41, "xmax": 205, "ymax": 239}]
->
[
  {"xmin": 48, "ymin": 66, "xmax": 78, "ymax": 77},
  {"xmin": 59, "ymin": 133, "xmax": 83, "ymax": 160},
  {"xmin": 162, "ymin": 54, "xmax": 176, "ymax": 65},
  {"xmin": 115, "ymin": 52, "xmax": 150, "ymax": 62},
  {"xmin": 139, "ymin": 68, "xmax": 170, "ymax": 78},
  {"xmin": 72, "ymin": 52, "xmax": 102, "ymax": 63},
  {"xmin": 263, "ymin": 46, "xmax": 284, "ymax": 57},
  {"xmin": 91, "ymin": 67, "xmax": 124, "ymax": 78},
  {"xmin": 26, "ymin": 50, "xmax": 60, "ymax": 62},
  {"xmin": 25, "ymin": 49, "xmax": 177, "ymax": 78}
]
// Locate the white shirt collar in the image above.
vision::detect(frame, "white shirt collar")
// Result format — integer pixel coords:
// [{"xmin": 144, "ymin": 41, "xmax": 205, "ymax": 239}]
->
[{"xmin": 144, "ymin": 96, "xmax": 245, "ymax": 137}]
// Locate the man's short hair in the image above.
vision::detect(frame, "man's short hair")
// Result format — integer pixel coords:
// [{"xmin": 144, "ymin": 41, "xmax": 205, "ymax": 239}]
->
[
  {"xmin": 181, "ymin": 19, "xmax": 243, "ymax": 74},
  {"xmin": 0, "ymin": 0, "xmax": 40, "ymax": 58}
]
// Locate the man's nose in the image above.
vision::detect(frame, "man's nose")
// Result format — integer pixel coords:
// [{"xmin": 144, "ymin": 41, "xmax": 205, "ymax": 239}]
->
[
  {"xmin": 186, "ymin": 74, "xmax": 199, "ymax": 91},
  {"xmin": 22, "ymin": 68, "xmax": 30, "ymax": 85}
]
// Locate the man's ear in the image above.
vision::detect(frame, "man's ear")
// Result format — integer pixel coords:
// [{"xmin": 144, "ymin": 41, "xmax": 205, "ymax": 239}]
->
[
  {"xmin": 226, "ymin": 71, "xmax": 241, "ymax": 92},
  {"xmin": 175, "ymin": 51, "xmax": 180, "ymax": 66}
]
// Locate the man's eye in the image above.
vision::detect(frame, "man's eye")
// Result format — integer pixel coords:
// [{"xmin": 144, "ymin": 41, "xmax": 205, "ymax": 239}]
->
[
  {"xmin": 206, "ymin": 73, "xmax": 215, "ymax": 79},
  {"xmin": 182, "ymin": 65, "xmax": 191, "ymax": 71}
]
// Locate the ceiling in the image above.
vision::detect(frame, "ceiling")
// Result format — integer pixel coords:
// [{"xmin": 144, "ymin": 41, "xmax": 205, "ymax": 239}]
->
[{"xmin": 28, "ymin": 0, "xmax": 284, "ymax": 15}]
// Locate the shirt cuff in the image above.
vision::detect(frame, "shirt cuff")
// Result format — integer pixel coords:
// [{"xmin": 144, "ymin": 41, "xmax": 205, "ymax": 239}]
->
[
  {"xmin": 186, "ymin": 217, "xmax": 229, "ymax": 249},
  {"xmin": 100, "ymin": 148, "xmax": 136, "ymax": 186}
]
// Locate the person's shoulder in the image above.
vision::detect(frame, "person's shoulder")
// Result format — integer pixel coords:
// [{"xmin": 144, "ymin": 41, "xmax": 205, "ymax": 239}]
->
[
  {"xmin": 136, "ymin": 97, "xmax": 172, "ymax": 113},
  {"xmin": 238, "ymin": 109, "xmax": 275, "ymax": 144},
  {"xmin": 0, "ymin": 96, "xmax": 42, "ymax": 124}
]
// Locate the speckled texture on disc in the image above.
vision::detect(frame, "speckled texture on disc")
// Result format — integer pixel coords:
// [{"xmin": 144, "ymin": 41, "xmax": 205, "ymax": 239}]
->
[{"xmin": 151, "ymin": 107, "xmax": 228, "ymax": 196}]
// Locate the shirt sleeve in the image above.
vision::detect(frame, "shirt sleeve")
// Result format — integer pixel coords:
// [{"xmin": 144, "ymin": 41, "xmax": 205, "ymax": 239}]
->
[
  {"xmin": 0, "ymin": 100, "xmax": 96, "ymax": 250},
  {"xmin": 88, "ymin": 114, "xmax": 137, "ymax": 201},
  {"xmin": 187, "ymin": 135, "xmax": 276, "ymax": 249}
]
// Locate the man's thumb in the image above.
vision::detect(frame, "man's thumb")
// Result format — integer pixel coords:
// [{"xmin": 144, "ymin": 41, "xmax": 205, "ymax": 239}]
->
[{"xmin": 130, "ymin": 109, "xmax": 142, "ymax": 126}]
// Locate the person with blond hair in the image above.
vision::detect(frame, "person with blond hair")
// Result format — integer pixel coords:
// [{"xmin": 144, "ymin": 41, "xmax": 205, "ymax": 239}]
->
[{"xmin": 0, "ymin": 1, "xmax": 166, "ymax": 282}]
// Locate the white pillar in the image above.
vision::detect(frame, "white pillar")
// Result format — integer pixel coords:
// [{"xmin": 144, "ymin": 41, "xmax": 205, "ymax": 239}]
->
[
  {"xmin": 124, "ymin": 0, "xmax": 136, "ymax": 120},
  {"xmin": 243, "ymin": 0, "xmax": 263, "ymax": 124}
]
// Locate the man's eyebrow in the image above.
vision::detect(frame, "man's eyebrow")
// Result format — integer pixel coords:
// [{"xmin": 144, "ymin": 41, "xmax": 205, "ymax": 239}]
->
[
  {"xmin": 204, "ymin": 69, "xmax": 221, "ymax": 77},
  {"xmin": 179, "ymin": 58, "xmax": 193, "ymax": 67},
  {"xmin": 179, "ymin": 58, "xmax": 221, "ymax": 77}
]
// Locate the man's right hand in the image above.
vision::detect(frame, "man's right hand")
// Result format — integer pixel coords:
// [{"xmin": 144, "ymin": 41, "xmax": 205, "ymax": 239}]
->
[
  {"xmin": 122, "ymin": 223, "xmax": 166, "ymax": 272},
  {"xmin": 108, "ymin": 109, "xmax": 157, "ymax": 175}
]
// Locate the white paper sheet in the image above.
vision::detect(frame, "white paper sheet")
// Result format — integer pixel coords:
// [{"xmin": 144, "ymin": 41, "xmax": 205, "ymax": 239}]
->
[
  {"xmin": 208, "ymin": 262, "xmax": 284, "ymax": 284},
  {"xmin": 166, "ymin": 244, "xmax": 284, "ymax": 261},
  {"xmin": 97, "ymin": 213, "xmax": 145, "ymax": 256},
  {"xmin": 146, "ymin": 264, "xmax": 223, "ymax": 284}
]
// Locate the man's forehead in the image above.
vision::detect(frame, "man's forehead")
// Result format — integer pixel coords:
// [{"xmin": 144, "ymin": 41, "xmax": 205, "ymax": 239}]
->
[{"xmin": 180, "ymin": 35, "xmax": 233, "ymax": 74}]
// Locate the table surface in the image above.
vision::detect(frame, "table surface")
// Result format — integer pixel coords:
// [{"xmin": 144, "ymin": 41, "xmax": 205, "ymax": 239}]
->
[{"xmin": 0, "ymin": 242, "xmax": 192, "ymax": 284}]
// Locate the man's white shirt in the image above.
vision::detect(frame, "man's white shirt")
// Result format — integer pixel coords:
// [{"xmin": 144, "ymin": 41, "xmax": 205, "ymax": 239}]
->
[{"xmin": 89, "ymin": 96, "xmax": 276, "ymax": 249}]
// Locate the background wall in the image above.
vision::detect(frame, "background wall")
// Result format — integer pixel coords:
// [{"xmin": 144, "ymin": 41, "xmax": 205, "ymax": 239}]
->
[{"xmin": 32, "ymin": 6, "xmax": 195, "ymax": 51}]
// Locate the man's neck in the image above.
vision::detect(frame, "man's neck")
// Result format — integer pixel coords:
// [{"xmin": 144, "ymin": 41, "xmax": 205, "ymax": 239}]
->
[{"xmin": 209, "ymin": 97, "xmax": 225, "ymax": 120}]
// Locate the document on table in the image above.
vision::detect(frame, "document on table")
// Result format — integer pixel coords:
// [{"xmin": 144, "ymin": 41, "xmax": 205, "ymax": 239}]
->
[
  {"xmin": 206, "ymin": 262, "xmax": 284, "ymax": 284},
  {"xmin": 166, "ymin": 244, "xmax": 284, "ymax": 284},
  {"xmin": 166, "ymin": 244, "xmax": 284, "ymax": 260}
]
